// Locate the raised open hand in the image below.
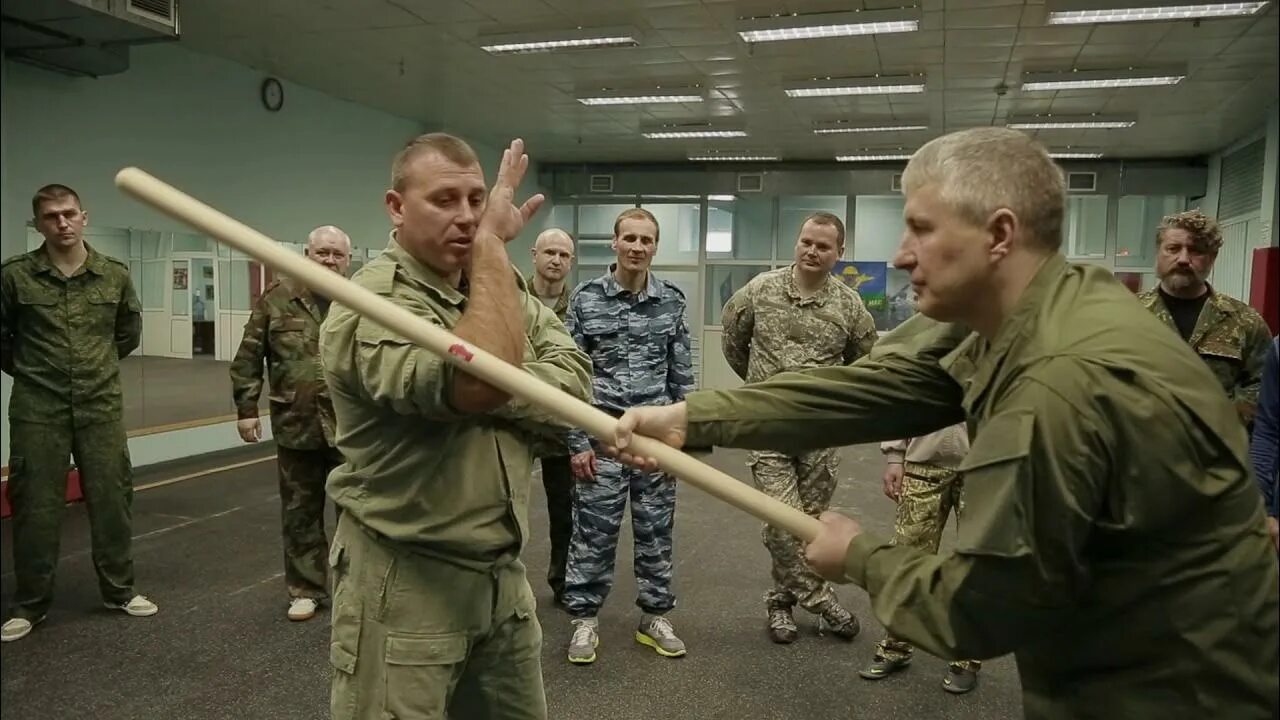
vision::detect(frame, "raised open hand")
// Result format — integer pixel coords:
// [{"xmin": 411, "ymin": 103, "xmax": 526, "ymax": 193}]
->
[{"xmin": 477, "ymin": 138, "xmax": 545, "ymax": 243}]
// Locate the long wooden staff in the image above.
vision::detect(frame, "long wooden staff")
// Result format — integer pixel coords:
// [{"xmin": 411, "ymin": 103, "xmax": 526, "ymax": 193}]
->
[{"xmin": 114, "ymin": 166, "xmax": 823, "ymax": 542}]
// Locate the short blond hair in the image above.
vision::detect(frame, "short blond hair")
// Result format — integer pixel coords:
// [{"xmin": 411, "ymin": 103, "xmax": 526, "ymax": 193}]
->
[
  {"xmin": 391, "ymin": 132, "xmax": 480, "ymax": 191},
  {"xmin": 902, "ymin": 128, "xmax": 1066, "ymax": 250},
  {"xmin": 1156, "ymin": 209, "xmax": 1222, "ymax": 252},
  {"xmin": 613, "ymin": 207, "xmax": 660, "ymax": 243}
]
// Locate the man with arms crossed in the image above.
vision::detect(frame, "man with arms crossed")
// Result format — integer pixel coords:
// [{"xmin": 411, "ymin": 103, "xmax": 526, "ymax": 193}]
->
[
  {"xmin": 231, "ymin": 225, "xmax": 352, "ymax": 621},
  {"xmin": 528, "ymin": 228, "xmax": 577, "ymax": 605},
  {"xmin": 612, "ymin": 128, "xmax": 1279, "ymax": 720},
  {"xmin": 320, "ymin": 135, "xmax": 591, "ymax": 719},
  {"xmin": 562, "ymin": 207, "xmax": 694, "ymax": 664},
  {"xmin": 2, "ymin": 184, "xmax": 156, "ymax": 643},
  {"xmin": 719, "ymin": 212, "xmax": 874, "ymax": 644}
]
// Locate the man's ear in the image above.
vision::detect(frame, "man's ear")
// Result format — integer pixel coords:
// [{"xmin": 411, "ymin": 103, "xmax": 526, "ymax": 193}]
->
[
  {"xmin": 385, "ymin": 190, "xmax": 404, "ymax": 226},
  {"xmin": 988, "ymin": 208, "xmax": 1017, "ymax": 261}
]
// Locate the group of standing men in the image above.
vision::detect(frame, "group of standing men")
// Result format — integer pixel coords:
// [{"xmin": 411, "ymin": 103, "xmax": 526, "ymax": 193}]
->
[{"xmin": 1, "ymin": 126, "xmax": 1277, "ymax": 720}]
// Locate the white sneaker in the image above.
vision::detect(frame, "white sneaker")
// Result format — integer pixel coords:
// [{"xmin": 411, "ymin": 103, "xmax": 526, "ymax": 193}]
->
[
  {"xmin": 288, "ymin": 597, "xmax": 318, "ymax": 621},
  {"xmin": 105, "ymin": 595, "xmax": 159, "ymax": 617},
  {"xmin": 1, "ymin": 616, "xmax": 43, "ymax": 642}
]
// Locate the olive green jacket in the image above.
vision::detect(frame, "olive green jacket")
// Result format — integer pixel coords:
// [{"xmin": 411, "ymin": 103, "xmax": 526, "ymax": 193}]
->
[
  {"xmin": 320, "ymin": 236, "xmax": 592, "ymax": 571},
  {"xmin": 1, "ymin": 244, "xmax": 141, "ymax": 426},
  {"xmin": 229, "ymin": 275, "xmax": 335, "ymax": 449},
  {"xmin": 686, "ymin": 254, "xmax": 1279, "ymax": 720}
]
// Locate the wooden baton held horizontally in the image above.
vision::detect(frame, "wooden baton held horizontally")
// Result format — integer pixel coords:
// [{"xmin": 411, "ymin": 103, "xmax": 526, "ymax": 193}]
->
[{"xmin": 113, "ymin": 167, "xmax": 824, "ymax": 542}]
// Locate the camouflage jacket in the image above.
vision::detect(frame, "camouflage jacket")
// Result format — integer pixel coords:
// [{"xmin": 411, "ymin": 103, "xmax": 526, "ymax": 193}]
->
[
  {"xmin": 230, "ymin": 275, "xmax": 335, "ymax": 449},
  {"xmin": 1137, "ymin": 286, "xmax": 1272, "ymax": 423},
  {"xmin": 721, "ymin": 265, "xmax": 878, "ymax": 384},
  {"xmin": 526, "ymin": 273, "xmax": 571, "ymax": 322},
  {"xmin": 1, "ymin": 243, "xmax": 141, "ymax": 427},
  {"xmin": 564, "ymin": 266, "xmax": 694, "ymax": 454}
]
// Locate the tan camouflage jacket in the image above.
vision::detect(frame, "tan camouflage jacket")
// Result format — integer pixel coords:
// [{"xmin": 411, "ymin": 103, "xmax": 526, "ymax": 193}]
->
[
  {"xmin": 0, "ymin": 243, "xmax": 141, "ymax": 427},
  {"xmin": 1137, "ymin": 286, "xmax": 1272, "ymax": 423},
  {"xmin": 721, "ymin": 265, "xmax": 878, "ymax": 384},
  {"xmin": 230, "ymin": 275, "xmax": 335, "ymax": 449}
]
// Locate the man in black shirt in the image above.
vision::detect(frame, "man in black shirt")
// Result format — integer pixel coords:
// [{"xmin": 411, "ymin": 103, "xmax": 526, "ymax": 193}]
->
[{"xmin": 1136, "ymin": 209, "xmax": 1271, "ymax": 424}]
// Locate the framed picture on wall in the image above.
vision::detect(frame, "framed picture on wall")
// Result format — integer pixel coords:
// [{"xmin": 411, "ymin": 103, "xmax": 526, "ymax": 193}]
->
[
  {"xmin": 202, "ymin": 265, "xmax": 214, "ymax": 279},
  {"xmin": 173, "ymin": 268, "xmax": 188, "ymax": 290}
]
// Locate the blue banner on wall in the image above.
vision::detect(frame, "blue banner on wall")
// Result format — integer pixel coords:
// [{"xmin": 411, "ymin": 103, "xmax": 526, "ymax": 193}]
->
[{"xmin": 832, "ymin": 261, "xmax": 887, "ymax": 310}]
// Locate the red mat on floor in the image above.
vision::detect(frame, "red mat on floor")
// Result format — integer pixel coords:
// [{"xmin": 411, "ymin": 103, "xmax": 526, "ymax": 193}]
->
[{"xmin": 0, "ymin": 468, "xmax": 83, "ymax": 519}]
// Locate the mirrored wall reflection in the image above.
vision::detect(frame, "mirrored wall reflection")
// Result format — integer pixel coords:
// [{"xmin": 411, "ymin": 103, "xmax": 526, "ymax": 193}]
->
[{"xmin": 21, "ymin": 226, "xmax": 382, "ymax": 435}]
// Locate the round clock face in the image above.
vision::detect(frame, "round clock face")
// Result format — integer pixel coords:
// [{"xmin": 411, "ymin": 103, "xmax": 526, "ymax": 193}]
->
[{"xmin": 261, "ymin": 78, "xmax": 284, "ymax": 112}]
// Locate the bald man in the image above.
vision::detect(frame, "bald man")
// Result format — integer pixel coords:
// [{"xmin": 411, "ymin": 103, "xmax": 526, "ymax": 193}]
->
[
  {"xmin": 529, "ymin": 227, "xmax": 577, "ymax": 605},
  {"xmin": 230, "ymin": 225, "xmax": 352, "ymax": 621}
]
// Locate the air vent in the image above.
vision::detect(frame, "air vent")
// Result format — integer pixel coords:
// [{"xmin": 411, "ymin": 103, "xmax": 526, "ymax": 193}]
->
[
  {"xmin": 737, "ymin": 173, "xmax": 764, "ymax": 193},
  {"xmin": 1067, "ymin": 172, "xmax": 1096, "ymax": 192},
  {"xmin": 128, "ymin": 0, "xmax": 178, "ymax": 28},
  {"xmin": 589, "ymin": 174, "xmax": 613, "ymax": 193},
  {"xmin": 891, "ymin": 173, "xmax": 902, "ymax": 192}
]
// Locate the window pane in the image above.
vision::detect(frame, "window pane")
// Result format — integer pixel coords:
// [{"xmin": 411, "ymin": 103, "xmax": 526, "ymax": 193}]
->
[
  {"xmin": 1064, "ymin": 195, "xmax": 1108, "ymax": 258},
  {"xmin": 141, "ymin": 262, "xmax": 166, "ymax": 309},
  {"xmin": 706, "ymin": 196, "xmax": 773, "ymax": 261},
  {"xmin": 853, "ymin": 196, "xmax": 905, "ymax": 262},
  {"xmin": 1115, "ymin": 195, "xmax": 1182, "ymax": 269},
  {"xmin": 705, "ymin": 264, "xmax": 771, "ymax": 325},
  {"xmin": 577, "ymin": 203, "xmax": 635, "ymax": 236},
  {"xmin": 643, "ymin": 203, "xmax": 700, "ymax": 266},
  {"xmin": 778, "ymin": 196, "xmax": 847, "ymax": 260}
]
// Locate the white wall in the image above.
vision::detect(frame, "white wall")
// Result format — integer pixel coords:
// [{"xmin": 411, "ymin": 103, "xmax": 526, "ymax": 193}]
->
[{"xmin": 1, "ymin": 43, "xmax": 549, "ymax": 468}]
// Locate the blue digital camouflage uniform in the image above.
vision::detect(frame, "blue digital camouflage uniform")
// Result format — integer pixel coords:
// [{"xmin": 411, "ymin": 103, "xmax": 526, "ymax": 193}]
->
[{"xmin": 562, "ymin": 266, "xmax": 694, "ymax": 618}]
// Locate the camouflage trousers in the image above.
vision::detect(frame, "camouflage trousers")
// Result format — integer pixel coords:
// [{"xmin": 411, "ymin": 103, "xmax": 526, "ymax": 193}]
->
[
  {"xmin": 7, "ymin": 419, "xmax": 136, "ymax": 619},
  {"xmin": 540, "ymin": 455, "xmax": 574, "ymax": 601},
  {"xmin": 876, "ymin": 462, "xmax": 981, "ymax": 673},
  {"xmin": 749, "ymin": 449, "xmax": 841, "ymax": 613},
  {"xmin": 276, "ymin": 444, "xmax": 342, "ymax": 600},
  {"xmin": 563, "ymin": 454, "xmax": 677, "ymax": 617}
]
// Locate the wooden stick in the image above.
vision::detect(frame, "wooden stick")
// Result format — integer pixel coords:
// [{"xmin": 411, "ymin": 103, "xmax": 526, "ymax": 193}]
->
[{"xmin": 113, "ymin": 167, "xmax": 824, "ymax": 542}]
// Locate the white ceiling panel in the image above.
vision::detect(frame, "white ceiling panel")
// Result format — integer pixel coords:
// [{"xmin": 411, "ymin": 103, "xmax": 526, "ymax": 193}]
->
[{"xmin": 173, "ymin": 0, "xmax": 1278, "ymax": 162}]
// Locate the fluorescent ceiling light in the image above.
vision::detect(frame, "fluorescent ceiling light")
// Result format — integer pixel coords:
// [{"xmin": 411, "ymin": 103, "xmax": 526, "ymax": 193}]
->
[
  {"xmin": 479, "ymin": 26, "xmax": 639, "ymax": 55},
  {"xmin": 737, "ymin": 8, "xmax": 920, "ymax": 42},
  {"xmin": 1046, "ymin": 1, "xmax": 1269, "ymax": 25},
  {"xmin": 813, "ymin": 121, "xmax": 928, "ymax": 134},
  {"xmin": 578, "ymin": 85, "xmax": 705, "ymax": 105},
  {"xmin": 688, "ymin": 153, "xmax": 779, "ymax": 161},
  {"xmin": 1049, "ymin": 150, "xmax": 1105, "ymax": 158},
  {"xmin": 785, "ymin": 75, "xmax": 926, "ymax": 98},
  {"xmin": 1021, "ymin": 67, "xmax": 1186, "ymax": 91},
  {"xmin": 643, "ymin": 123, "xmax": 747, "ymax": 139},
  {"xmin": 836, "ymin": 152, "xmax": 914, "ymax": 161},
  {"xmin": 1008, "ymin": 115, "xmax": 1136, "ymax": 129},
  {"xmin": 708, "ymin": 194, "xmax": 737, "ymax": 201}
]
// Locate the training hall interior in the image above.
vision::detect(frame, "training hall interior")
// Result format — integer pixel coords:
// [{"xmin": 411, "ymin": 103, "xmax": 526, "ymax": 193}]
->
[{"xmin": 1, "ymin": 0, "xmax": 1278, "ymax": 718}]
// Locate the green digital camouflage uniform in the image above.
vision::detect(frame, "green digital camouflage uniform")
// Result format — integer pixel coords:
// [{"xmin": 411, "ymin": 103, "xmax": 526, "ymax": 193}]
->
[
  {"xmin": 1, "ymin": 244, "xmax": 142, "ymax": 620},
  {"xmin": 1137, "ymin": 287, "xmax": 1271, "ymax": 424},
  {"xmin": 230, "ymin": 274, "xmax": 341, "ymax": 600},
  {"xmin": 720, "ymin": 265, "xmax": 877, "ymax": 615},
  {"xmin": 685, "ymin": 254, "xmax": 1279, "ymax": 720},
  {"xmin": 526, "ymin": 273, "xmax": 574, "ymax": 604},
  {"xmin": 319, "ymin": 235, "xmax": 591, "ymax": 720}
]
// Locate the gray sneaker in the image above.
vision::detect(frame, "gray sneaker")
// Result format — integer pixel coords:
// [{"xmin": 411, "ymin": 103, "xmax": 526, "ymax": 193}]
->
[
  {"xmin": 1, "ymin": 616, "xmax": 44, "ymax": 643},
  {"xmin": 567, "ymin": 617, "xmax": 599, "ymax": 665},
  {"xmin": 636, "ymin": 613, "xmax": 686, "ymax": 658}
]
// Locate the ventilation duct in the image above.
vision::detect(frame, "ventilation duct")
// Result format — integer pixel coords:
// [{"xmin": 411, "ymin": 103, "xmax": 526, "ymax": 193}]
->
[{"xmin": 1, "ymin": 0, "xmax": 180, "ymax": 78}]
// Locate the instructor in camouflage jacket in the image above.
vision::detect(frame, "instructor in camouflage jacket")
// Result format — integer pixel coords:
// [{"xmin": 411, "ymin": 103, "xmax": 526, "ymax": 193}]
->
[
  {"xmin": 1136, "ymin": 209, "xmax": 1271, "ymax": 425},
  {"xmin": 1, "ymin": 184, "xmax": 157, "ymax": 644},
  {"xmin": 720, "ymin": 212, "xmax": 877, "ymax": 645},
  {"xmin": 230, "ymin": 225, "xmax": 351, "ymax": 622}
]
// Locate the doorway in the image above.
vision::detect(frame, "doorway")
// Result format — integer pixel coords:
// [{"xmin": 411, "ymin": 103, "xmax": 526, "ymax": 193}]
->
[{"xmin": 190, "ymin": 257, "xmax": 217, "ymax": 356}]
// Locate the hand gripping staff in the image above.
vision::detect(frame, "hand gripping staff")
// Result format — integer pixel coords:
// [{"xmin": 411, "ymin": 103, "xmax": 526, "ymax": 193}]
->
[{"xmin": 113, "ymin": 167, "xmax": 824, "ymax": 543}]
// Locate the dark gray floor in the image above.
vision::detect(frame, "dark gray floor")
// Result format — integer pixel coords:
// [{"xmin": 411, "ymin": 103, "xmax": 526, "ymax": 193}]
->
[{"xmin": 0, "ymin": 443, "xmax": 1023, "ymax": 719}]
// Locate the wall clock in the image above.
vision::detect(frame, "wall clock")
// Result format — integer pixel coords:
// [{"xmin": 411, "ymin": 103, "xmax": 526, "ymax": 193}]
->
[{"xmin": 261, "ymin": 77, "xmax": 284, "ymax": 112}]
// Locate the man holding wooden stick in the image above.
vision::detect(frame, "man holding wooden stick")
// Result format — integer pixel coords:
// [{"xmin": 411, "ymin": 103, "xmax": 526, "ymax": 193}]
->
[
  {"xmin": 318, "ymin": 134, "xmax": 592, "ymax": 719},
  {"xmin": 609, "ymin": 127, "xmax": 1280, "ymax": 720}
]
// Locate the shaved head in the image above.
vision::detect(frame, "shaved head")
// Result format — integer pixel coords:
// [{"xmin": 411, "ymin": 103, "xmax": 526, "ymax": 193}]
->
[
  {"xmin": 306, "ymin": 225, "xmax": 353, "ymax": 275},
  {"xmin": 535, "ymin": 228, "xmax": 573, "ymax": 250},
  {"xmin": 532, "ymin": 227, "xmax": 575, "ymax": 286}
]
